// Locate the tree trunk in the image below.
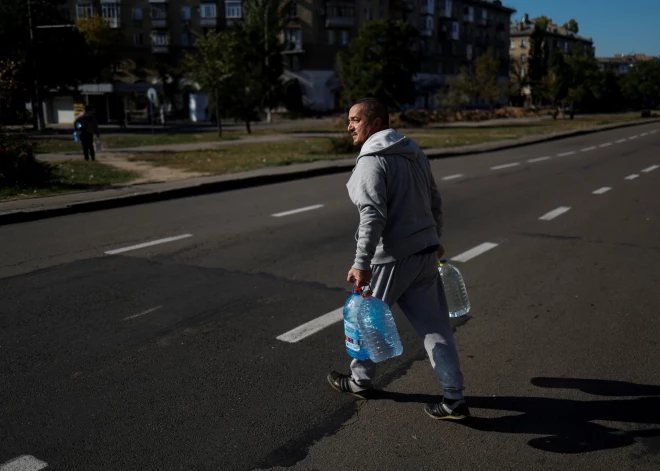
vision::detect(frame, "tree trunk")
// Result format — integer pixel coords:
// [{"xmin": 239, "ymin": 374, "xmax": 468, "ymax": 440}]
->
[
  {"xmin": 245, "ymin": 119, "xmax": 251, "ymax": 134},
  {"xmin": 215, "ymin": 92, "xmax": 222, "ymax": 137}
]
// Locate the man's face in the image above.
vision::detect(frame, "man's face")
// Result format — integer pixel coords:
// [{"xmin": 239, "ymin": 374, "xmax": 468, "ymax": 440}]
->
[{"xmin": 347, "ymin": 104, "xmax": 381, "ymax": 147}]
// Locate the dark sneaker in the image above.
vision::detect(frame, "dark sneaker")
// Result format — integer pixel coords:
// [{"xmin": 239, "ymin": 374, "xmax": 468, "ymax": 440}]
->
[
  {"xmin": 424, "ymin": 398, "xmax": 470, "ymax": 420},
  {"xmin": 327, "ymin": 371, "xmax": 373, "ymax": 399}
]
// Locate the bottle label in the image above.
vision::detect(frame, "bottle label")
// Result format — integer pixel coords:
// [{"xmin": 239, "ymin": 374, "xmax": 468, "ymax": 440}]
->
[{"xmin": 344, "ymin": 321, "xmax": 361, "ymax": 352}]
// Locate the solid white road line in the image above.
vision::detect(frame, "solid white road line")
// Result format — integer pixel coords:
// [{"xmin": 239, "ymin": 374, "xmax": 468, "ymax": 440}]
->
[
  {"xmin": 599, "ymin": 142, "xmax": 613, "ymax": 147},
  {"xmin": 581, "ymin": 146, "xmax": 597, "ymax": 152},
  {"xmin": 123, "ymin": 306, "xmax": 163, "ymax": 321},
  {"xmin": 442, "ymin": 174, "xmax": 464, "ymax": 180},
  {"xmin": 276, "ymin": 308, "xmax": 343, "ymax": 343},
  {"xmin": 105, "ymin": 234, "xmax": 193, "ymax": 255},
  {"xmin": 0, "ymin": 456, "xmax": 47, "ymax": 471},
  {"xmin": 490, "ymin": 162, "xmax": 520, "ymax": 170},
  {"xmin": 528, "ymin": 156, "xmax": 551, "ymax": 163},
  {"xmin": 451, "ymin": 242, "xmax": 499, "ymax": 263},
  {"xmin": 539, "ymin": 206, "xmax": 571, "ymax": 221},
  {"xmin": 624, "ymin": 174, "xmax": 639, "ymax": 180},
  {"xmin": 593, "ymin": 187, "xmax": 612, "ymax": 195},
  {"xmin": 557, "ymin": 151, "xmax": 576, "ymax": 157},
  {"xmin": 615, "ymin": 139, "xmax": 627, "ymax": 143},
  {"xmin": 271, "ymin": 204, "xmax": 324, "ymax": 218},
  {"xmin": 642, "ymin": 165, "xmax": 659, "ymax": 173}
]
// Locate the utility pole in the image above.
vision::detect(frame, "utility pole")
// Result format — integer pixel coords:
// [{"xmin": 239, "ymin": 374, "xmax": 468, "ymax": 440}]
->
[
  {"xmin": 264, "ymin": 6, "xmax": 272, "ymax": 124},
  {"xmin": 26, "ymin": 0, "xmax": 46, "ymax": 131}
]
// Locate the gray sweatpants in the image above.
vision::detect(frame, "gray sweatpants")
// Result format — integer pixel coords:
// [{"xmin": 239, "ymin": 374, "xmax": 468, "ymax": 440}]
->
[{"xmin": 350, "ymin": 251, "xmax": 465, "ymax": 400}]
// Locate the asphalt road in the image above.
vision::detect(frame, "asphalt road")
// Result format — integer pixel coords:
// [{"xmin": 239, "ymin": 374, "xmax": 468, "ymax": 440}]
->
[{"xmin": 1, "ymin": 122, "xmax": 660, "ymax": 471}]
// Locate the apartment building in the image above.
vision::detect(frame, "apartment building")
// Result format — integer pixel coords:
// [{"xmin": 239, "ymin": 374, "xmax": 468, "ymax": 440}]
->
[
  {"xmin": 510, "ymin": 13, "xmax": 594, "ymax": 79},
  {"xmin": 284, "ymin": 0, "xmax": 515, "ymax": 109},
  {"xmin": 597, "ymin": 53, "xmax": 659, "ymax": 75},
  {"xmin": 58, "ymin": 0, "xmax": 515, "ymax": 117}
]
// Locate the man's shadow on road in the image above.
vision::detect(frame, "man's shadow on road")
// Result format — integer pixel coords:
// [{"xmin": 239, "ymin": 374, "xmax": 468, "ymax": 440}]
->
[{"xmin": 371, "ymin": 378, "xmax": 660, "ymax": 454}]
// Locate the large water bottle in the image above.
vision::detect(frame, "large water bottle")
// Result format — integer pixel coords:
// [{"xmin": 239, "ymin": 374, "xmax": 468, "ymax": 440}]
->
[
  {"xmin": 343, "ymin": 285, "xmax": 369, "ymax": 360},
  {"xmin": 438, "ymin": 260, "xmax": 470, "ymax": 318},
  {"xmin": 357, "ymin": 288, "xmax": 403, "ymax": 363}
]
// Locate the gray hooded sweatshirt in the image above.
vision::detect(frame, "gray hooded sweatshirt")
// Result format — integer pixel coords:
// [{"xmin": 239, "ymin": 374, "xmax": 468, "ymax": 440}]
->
[{"xmin": 346, "ymin": 128, "xmax": 443, "ymax": 270}]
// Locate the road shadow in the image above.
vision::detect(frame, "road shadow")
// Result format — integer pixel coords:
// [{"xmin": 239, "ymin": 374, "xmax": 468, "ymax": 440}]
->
[{"xmin": 372, "ymin": 378, "xmax": 660, "ymax": 454}]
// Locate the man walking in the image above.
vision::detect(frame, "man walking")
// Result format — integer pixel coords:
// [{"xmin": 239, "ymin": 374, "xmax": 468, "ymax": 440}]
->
[
  {"xmin": 327, "ymin": 98, "xmax": 469, "ymax": 420},
  {"xmin": 74, "ymin": 106, "xmax": 100, "ymax": 161}
]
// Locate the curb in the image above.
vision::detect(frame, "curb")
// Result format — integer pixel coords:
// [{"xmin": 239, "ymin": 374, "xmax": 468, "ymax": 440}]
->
[{"xmin": 2, "ymin": 117, "xmax": 659, "ymax": 227}]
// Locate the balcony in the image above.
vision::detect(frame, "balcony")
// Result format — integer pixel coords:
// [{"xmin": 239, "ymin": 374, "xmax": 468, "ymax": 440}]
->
[
  {"xmin": 282, "ymin": 42, "xmax": 304, "ymax": 54},
  {"xmin": 477, "ymin": 18, "xmax": 490, "ymax": 27},
  {"xmin": 325, "ymin": 16, "xmax": 354, "ymax": 28},
  {"xmin": 151, "ymin": 18, "xmax": 167, "ymax": 27},
  {"xmin": 152, "ymin": 45, "xmax": 169, "ymax": 53},
  {"xmin": 420, "ymin": 28, "xmax": 433, "ymax": 37},
  {"xmin": 439, "ymin": 7, "xmax": 453, "ymax": 18},
  {"xmin": 103, "ymin": 17, "xmax": 120, "ymax": 28},
  {"xmin": 200, "ymin": 17, "xmax": 217, "ymax": 26},
  {"xmin": 463, "ymin": 14, "xmax": 473, "ymax": 23}
]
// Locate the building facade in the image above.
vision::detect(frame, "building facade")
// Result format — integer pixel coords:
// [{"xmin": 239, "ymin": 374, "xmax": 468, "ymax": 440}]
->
[
  {"xmin": 597, "ymin": 54, "xmax": 659, "ymax": 75},
  {"xmin": 58, "ymin": 0, "xmax": 515, "ymax": 119}
]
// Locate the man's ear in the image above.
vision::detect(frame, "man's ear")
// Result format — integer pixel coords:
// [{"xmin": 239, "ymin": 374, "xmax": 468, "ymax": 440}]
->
[{"xmin": 374, "ymin": 117, "xmax": 382, "ymax": 130}]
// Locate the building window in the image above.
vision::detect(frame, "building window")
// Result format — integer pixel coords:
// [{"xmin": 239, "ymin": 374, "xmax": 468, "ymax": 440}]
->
[
  {"xmin": 340, "ymin": 30, "xmax": 349, "ymax": 45},
  {"xmin": 520, "ymin": 39, "xmax": 527, "ymax": 48},
  {"xmin": 451, "ymin": 21, "xmax": 459, "ymax": 40},
  {"xmin": 521, "ymin": 67, "xmax": 526, "ymax": 77},
  {"xmin": 422, "ymin": 0, "xmax": 433, "ymax": 15},
  {"xmin": 564, "ymin": 42, "xmax": 569, "ymax": 53},
  {"xmin": 101, "ymin": 3, "xmax": 119, "ymax": 27},
  {"xmin": 466, "ymin": 44, "xmax": 473, "ymax": 60},
  {"xmin": 181, "ymin": 6, "xmax": 191, "ymax": 20},
  {"xmin": 59, "ymin": 7, "xmax": 71, "ymax": 21},
  {"xmin": 181, "ymin": 32, "xmax": 194, "ymax": 46},
  {"xmin": 133, "ymin": 33, "xmax": 143, "ymax": 46},
  {"xmin": 521, "ymin": 54, "xmax": 527, "ymax": 62},
  {"xmin": 151, "ymin": 32, "xmax": 170, "ymax": 45},
  {"xmin": 199, "ymin": 3, "xmax": 216, "ymax": 18},
  {"xmin": 365, "ymin": 7, "xmax": 372, "ymax": 20},
  {"xmin": 327, "ymin": 6, "xmax": 354, "ymax": 17},
  {"xmin": 464, "ymin": 6, "xmax": 473, "ymax": 22},
  {"xmin": 287, "ymin": 2, "xmax": 297, "ymax": 18},
  {"xmin": 284, "ymin": 27, "xmax": 302, "ymax": 50},
  {"xmin": 151, "ymin": 5, "xmax": 167, "ymax": 19},
  {"xmin": 76, "ymin": 3, "xmax": 93, "ymax": 19},
  {"xmin": 440, "ymin": 0, "xmax": 452, "ymax": 17},
  {"xmin": 481, "ymin": 9, "xmax": 487, "ymax": 20},
  {"xmin": 224, "ymin": 1, "xmax": 241, "ymax": 19},
  {"xmin": 133, "ymin": 7, "xmax": 143, "ymax": 20},
  {"xmin": 327, "ymin": 30, "xmax": 335, "ymax": 45},
  {"xmin": 425, "ymin": 16, "xmax": 433, "ymax": 30}
]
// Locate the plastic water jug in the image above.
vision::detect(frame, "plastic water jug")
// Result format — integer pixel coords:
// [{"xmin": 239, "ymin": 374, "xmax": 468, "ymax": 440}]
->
[
  {"xmin": 357, "ymin": 287, "xmax": 403, "ymax": 363},
  {"xmin": 438, "ymin": 260, "xmax": 470, "ymax": 318},
  {"xmin": 343, "ymin": 285, "xmax": 369, "ymax": 360}
]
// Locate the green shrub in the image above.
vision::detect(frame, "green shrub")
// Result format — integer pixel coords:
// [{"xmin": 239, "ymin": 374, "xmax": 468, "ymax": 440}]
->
[{"xmin": 0, "ymin": 127, "xmax": 53, "ymax": 187}]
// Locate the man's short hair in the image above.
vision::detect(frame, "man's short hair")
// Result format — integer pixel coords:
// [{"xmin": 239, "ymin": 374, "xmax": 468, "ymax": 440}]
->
[
  {"xmin": 84, "ymin": 105, "xmax": 95, "ymax": 112},
  {"xmin": 355, "ymin": 98, "xmax": 390, "ymax": 128}
]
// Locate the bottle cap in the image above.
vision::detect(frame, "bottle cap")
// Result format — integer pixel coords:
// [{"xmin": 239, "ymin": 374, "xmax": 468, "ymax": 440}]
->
[
  {"xmin": 352, "ymin": 285, "xmax": 361, "ymax": 293},
  {"xmin": 361, "ymin": 286, "xmax": 373, "ymax": 297},
  {"xmin": 439, "ymin": 259, "xmax": 448, "ymax": 266}
]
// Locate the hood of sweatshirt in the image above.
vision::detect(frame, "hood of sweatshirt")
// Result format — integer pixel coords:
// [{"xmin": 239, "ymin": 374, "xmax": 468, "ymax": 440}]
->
[{"xmin": 357, "ymin": 129, "xmax": 418, "ymax": 162}]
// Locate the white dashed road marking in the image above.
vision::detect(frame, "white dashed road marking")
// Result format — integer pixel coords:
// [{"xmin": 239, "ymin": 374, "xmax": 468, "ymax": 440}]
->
[
  {"xmin": 442, "ymin": 174, "xmax": 464, "ymax": 180},
  {"xmin": 0, "ymin": 456, "xmax": 47, "ymax": 471},
  {"xmin": 528, "ymin": 156, "xmax": 551, "ymax": 163},
  {"xmin": 642, "ymin": 165, "xmax": 659, "ymax": 173},
  {"xmin": 593, "ymin": 187, "xmax": 612, "ymax": 195},
  {"xmin": 557, "ymin": 151, "xmax": 575, "ymax": 157},
  {"xmin": 650, "ymin": 130, "xmax": 657, "ymax": 134},
  {"xmin": 599, "ymin": 142, "xmax": 612, "ymax": 147},
  {"xmin": 123, "ymin": 306, "xmax": 163, "ymax": 321},
  {"xmin": 581, "ymin": 146, "xmax": 597, "ymax": 152},
  {"xmin": 615, "ymin": 139, "xmax": 627, "ymax": 143},
  {"xmin": 491, "ymin": 162, "xmax": 520, "ymax": 170},
  {"xmin": 272, "ymin": 204, "xmax": 324, "ymax": 218},
  {"xmin": 629, "ymin": 136, "xmax": 639, "ymax": 140},
  {"xmin": 451, "ymin": 242, "xmax": 499, "ymax": 263},
  {"xmin": 625, "ymin": 174, "xmax": 639, "ymax": 180},
  {"xmin": 640, "ymin": 133, "xmax": 648, "ymax": 136},
  {"xmin": 276, "ymin": 308, "xmax": 343, "ymax": 343},
  {"xmin": 539, "ymin": 206, "xmax": 571, "ymax": 221},
  {"xmin": 105, "ymin": 234, "xmax": 193, "ymax": 255}
]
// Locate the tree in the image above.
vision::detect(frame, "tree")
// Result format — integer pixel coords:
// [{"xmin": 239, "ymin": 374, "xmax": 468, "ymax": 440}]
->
[
  {"xmin": 471, "ymin": 51, "xmax": 502, "ymax": 110},
  {"xmin": 76, "ymin": 15, "xmax": 127, "ymax": 83},
  {"xmin": 621, "ymin": 60, "xmax": 660, "ymax": 109},
  {"xmin": 527, "ymin": 21, "xmax": 550, "ymax": 105},
  {"xmin": 440, "ymin": 67, "xmax": 472, "ymax": 110},
  {"xmin": 186, "ymin": 30, "xmax": 237, "ymax": 136},
  {"xmin": 562, "ymin": 19, "xmax": 579, "ymax": 34},
  {"xmin": 507, "ymin": 59, "xmax": 527, "ymax": 106},
  {"xmin": 337, "ymin": 19, "xmax": 419, "ymax": 109}
]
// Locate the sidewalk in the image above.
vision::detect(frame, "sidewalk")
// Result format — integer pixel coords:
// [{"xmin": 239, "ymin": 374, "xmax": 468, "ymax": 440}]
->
[{"xmin": 2, "ymin": 117, "xmax": 658, "ymax": 226}]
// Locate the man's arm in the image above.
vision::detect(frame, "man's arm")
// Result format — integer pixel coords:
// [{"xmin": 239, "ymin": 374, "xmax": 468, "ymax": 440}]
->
[{"xmin": 347, "ymin": 157, "xmax": 388, "ymax": 272}]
